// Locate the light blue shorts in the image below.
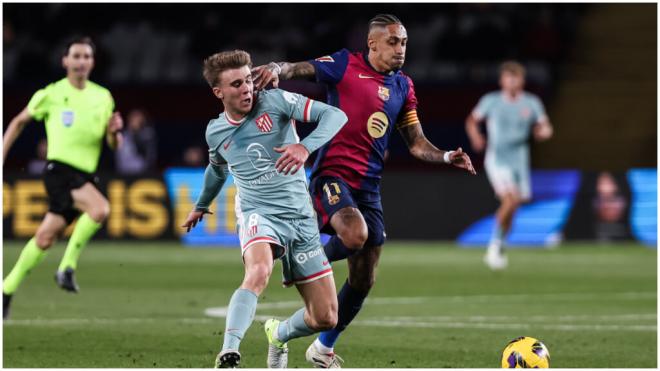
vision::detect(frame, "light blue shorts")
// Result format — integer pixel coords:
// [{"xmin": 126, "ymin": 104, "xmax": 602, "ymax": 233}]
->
[{"xmin": 237, "ymin": 208, "xmax": 333, "ymax": 287}]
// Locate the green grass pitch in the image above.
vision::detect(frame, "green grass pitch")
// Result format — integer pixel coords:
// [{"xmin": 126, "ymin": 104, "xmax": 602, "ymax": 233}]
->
[{"xmin": 2, "ymin": 241, "xmax": 657, "ymax": 368}]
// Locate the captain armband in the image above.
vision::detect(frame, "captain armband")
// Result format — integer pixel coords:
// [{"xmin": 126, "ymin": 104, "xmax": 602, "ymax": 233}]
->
[{"xmin": 396, "ymin": 110, "xmax": 421, "ymax": 129}]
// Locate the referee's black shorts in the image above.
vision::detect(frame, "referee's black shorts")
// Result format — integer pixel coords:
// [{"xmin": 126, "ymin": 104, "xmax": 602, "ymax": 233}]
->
[{"xmin": 43, "ymin": 160, "xmax": 101, "ymax": 224}]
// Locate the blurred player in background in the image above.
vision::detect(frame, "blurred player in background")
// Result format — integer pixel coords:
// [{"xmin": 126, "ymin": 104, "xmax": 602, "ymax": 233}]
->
[
  {"xmin": 2, "ymin": 36, "xmax": 123, "ymax": 319},
  {"xmin": 252, "ymin": 14, "xmax": 476, "ymax": 367},
  {"xmin": 465, "ymin": 61, "xmax": 553, "ymax": 270},
  {"xmin": 182, "ymin": 50, "xmax": 348, "ymax": 368}
]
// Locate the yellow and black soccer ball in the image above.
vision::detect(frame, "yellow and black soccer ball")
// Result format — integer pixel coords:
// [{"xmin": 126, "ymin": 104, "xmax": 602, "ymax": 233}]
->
[{"xmin": 501, "ymin": 336, "xmax": 550, "ymax": 368}]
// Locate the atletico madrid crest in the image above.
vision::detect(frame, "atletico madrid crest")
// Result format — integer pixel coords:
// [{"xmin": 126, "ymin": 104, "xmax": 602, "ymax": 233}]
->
[
  {"xmin": 377, "ymin": 85, "xmax": 390, "ymax": 101},
  {"xmin": 255, "ymin": 113, "xmax": 273, "ymax": 132},
  {"xmin": 520, "ymin": 107, "xmax": 531, "ymax": 119}
]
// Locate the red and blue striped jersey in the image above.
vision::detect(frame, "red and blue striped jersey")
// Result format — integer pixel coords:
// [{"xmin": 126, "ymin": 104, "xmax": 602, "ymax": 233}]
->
[{"xmin": 309, "ymin": 49, "xmax": 419, "ymax": 192}]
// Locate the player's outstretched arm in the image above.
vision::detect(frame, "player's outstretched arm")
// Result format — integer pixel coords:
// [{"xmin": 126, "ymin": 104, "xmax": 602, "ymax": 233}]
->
[
  {"xmin": 399, "ymin": 123, "xmax": 476, "ymax": 175},
  {"xmin": 3, "ymin": 107, "xmax": 33, "ymax": 163},
  {"xmin": 274, "ymin": 102, "xmax": 347, "ymax": 175},
  {"xmin": 465, "ymin": 113, "xmax": 486, "ymax": 153},
  {"xmin": 252, "ymin": 61, "xmax": 316, "ymax": 90},
  {"xmin": 106, "ymin": 112, "xmax": 124, "ymax": 150},
  {"xmin": 182, "ymin": 161, "xmax": 229, "ymax": 232}
]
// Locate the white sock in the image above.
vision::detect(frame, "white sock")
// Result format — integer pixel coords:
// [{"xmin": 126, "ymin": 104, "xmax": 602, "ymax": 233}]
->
[
  {"xmin": 488, "ymin": 239, "xmax": 502, "ymax": 254},
  {"xmin": 314, "ymin": 338, "xmax": 334, "ymax": 354}
]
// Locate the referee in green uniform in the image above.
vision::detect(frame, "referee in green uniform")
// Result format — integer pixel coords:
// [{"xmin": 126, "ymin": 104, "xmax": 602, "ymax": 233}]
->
[{"xmin": 3, "ymin": 36, "xmax": 123, "ymax": 319}]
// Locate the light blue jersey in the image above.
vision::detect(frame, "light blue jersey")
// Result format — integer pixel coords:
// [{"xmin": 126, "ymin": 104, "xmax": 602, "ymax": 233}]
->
[
  {"xmin": 206, "ymin": 89, "xmax": 331, "ymax": 219},
  {"xmin": 198, "ymin": 88, "xmax": 346, "ymax": 284},
  {"xmin": 473, "ymin": 91, "xmax": 547, "ymax": 200},
  {"xmin": 473, "ymin": 91, "xmax": 547, "ymax": 166}
]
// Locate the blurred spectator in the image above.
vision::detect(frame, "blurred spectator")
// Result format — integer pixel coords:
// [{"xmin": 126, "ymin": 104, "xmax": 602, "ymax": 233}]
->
[
  {"xmin": 180, "ymin": 145, "xmax": 205, "ymax": 167},
  {"xmin": 27, "ymin": 138, "xmax": 48, "ymax": 175},
  {"xmin": 592, "ymin": 172, "xmax": 630, "ymax": 241},
  {"xmin": 115, "ymin": 109, "xmax": 157, "ymax": 175}
]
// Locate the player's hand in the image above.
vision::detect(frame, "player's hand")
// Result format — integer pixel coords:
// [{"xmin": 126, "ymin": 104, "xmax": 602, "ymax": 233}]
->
[
  {"xmin": 470, "ymin": 135, "xmax": 486, "ymax": 153},
  {"xmin": 252, "ymin": 63, "xmax": 280, "ymax": 91},
  {"xmin": 533, "ymin": 123, "xmax": 553, "ymax": 142},
  {"xmin": 108, "ymin": 112, "xmax": 123, "ymax": 134},
  {"xmin": 181, "ymin": 209, "xmax": 213, "ymax": 233},
  {"xmin": 449, "ymin": 147, "xmax": 477, "ymax": 175},
  {"xmin": 274, "ymin": 144, "xmax": 309, "ymax": 175}
]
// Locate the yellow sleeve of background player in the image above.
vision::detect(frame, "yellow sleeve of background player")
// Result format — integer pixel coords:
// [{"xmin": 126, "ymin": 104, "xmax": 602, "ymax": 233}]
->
[{"xmin": 27, "ymin": 88, "xmax": 50, "ymax": 121}]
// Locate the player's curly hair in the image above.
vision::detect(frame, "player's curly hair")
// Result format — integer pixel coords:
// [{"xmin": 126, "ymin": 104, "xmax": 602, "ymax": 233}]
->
[
  {"xmin": 368, "ymin": 14, "xmax": 403, "ymax": 31},
  {"xmin": 203, "ymin": 50, "xmax": 252, "ymax": 88}
]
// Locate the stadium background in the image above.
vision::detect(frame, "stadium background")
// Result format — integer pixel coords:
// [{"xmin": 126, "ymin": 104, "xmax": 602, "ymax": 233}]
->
[
  {"xmin": 3, "ymin": 2, "xmax": 656, "ymax": 245},
  {"xmin": 2, "ymin": 2, "xmax": 657, "ymax": 368}
]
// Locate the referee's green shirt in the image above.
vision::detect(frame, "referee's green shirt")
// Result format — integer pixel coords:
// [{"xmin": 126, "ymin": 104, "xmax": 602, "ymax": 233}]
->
[{"xmin": 27, "ymin": 78, "xmax": 114, "ymax": 173}]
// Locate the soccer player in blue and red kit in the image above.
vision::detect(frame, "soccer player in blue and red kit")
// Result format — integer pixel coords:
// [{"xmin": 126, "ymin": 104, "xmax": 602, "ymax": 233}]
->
[{"xmin": 253, "ymin": 14, "xmax": 476, "ymax": 367}]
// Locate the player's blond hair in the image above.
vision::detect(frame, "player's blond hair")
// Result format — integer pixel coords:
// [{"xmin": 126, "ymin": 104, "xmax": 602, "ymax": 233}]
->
[
  {"xmin": 203, "ymin": 50, "xmax": 252, "ymax": 88},
  {"xmin": 499, "ymin": 60, "xmax": 526, "ymax": 76}
]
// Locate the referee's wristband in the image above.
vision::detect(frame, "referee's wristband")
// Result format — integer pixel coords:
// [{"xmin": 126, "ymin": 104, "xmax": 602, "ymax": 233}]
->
[{"xmin": 443, "ymin": 151, "xmax": 455, "ymax": 164}]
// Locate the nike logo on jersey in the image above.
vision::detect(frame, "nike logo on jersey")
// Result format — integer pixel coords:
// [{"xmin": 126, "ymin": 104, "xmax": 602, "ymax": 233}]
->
[
  {"xmin": 322, "ymin": 261, "xmax": 329, "ymax": 266},
  {"xmin": 223, "ymin": 140, "xmax": 231, "ymax": 150},
  {"xmin": 358, "ymin": 73, "xmax": 376, "ymax": 79}
]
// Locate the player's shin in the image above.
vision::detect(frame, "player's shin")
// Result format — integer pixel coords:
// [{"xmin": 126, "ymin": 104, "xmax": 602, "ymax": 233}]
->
[
  {"xmin": 3, "ymin": 237, "xmax": 48, "ymax": 295},
  {"xmin": 275, "ymin": 307, "xmax": 315, "ymax": 343},
  {"xmin": 58, "ymin": 213, "xmax": 102, "ymax": 272},
  {"xmin": 318, "ymin": 279, "xmax": 367, "ymax": 349},
  {"xmin": 222, "ymin": 288, "xmax": 258, "ymax": 351}
]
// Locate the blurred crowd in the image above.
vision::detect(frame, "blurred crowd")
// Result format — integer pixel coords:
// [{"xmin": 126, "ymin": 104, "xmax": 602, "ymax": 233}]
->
[
  {"xmin": 4, "ymin": 3, "xmax": 587, "ymax": 173},
  {"xmin": 4, "ymin": 3, "xmax": 585, "ymax": 86}
]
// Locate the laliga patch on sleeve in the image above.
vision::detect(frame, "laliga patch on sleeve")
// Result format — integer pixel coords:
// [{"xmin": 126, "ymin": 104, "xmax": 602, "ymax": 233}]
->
[{"xmin": 61, "ymin": 110, "xmax": 75, "ymax": 127}]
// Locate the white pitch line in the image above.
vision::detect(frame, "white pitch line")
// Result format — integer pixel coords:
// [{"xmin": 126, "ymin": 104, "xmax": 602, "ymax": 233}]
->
[
  {"xmin": 374, "ymin": 313, "xmax": 658, "ymax": 322},
  {"xmin": 353, "ymin": 319, "xmax": 657, "ymax": 332},
  {"xmin": 3, "ymin": 317, "xmax": 215, "ymax": 326},
  {"xmin": 204, "ymin": 291, "xmax": 657, "ymax": 318},
  {"xmin": 6, "ymin": 292, "xmax": 656, "ymax": 332},
  {"xmin": 206, "ymin": 291, "xmax": 656, "ymax": 316},
  {"xmin": 7, "ymin": 315, "xmax": 655, "ymax": 332},
  {"xmin": 200, "ymin": 293, "xmax": 658, "ymax": 333}
]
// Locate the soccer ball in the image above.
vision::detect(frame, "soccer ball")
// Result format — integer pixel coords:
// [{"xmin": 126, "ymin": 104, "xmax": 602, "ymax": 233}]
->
[{"xmin": 501, "ymin": 336, "xmax": 550, "ymax": 368}]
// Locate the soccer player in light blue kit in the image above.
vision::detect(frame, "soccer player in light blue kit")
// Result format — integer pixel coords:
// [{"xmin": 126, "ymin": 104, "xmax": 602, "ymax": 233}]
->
[
  {"xmin": 466, "ymin": 61, "xmax": 553, "ymax": 270},
  {"xmin": 182, "ymin": 50, "xmax": 347, "ymax": 368}
]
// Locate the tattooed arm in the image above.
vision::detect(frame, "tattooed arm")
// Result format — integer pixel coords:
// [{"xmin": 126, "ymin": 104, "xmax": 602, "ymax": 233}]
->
[
  {"xmin": 252, "ymin": 61, "xmax": 316, "ymax": 90},
  {"xmin": 399, "ymin": 122, "xmax": 476, "ymax": 174},
  {"xmin": 277, "ymin": 62, "xmax": 316, "ymax": 80}
]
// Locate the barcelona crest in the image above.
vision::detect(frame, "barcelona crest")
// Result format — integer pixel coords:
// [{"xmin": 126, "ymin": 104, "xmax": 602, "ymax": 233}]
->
[{"xmin": 377, "ymin": 85, "xmax": 390, "ymax": 101}]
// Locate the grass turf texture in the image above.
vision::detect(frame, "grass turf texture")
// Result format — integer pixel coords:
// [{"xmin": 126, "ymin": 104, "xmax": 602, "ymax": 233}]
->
[{"xmin": 2, "ymin": 241, "xmax": 656, "ymax": 368}]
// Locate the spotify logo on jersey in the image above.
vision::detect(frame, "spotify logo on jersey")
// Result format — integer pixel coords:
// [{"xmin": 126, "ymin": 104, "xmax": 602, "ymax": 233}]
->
[{"xmin": 367, "ymin": 112, "xmax": 389, "ymax": 139}]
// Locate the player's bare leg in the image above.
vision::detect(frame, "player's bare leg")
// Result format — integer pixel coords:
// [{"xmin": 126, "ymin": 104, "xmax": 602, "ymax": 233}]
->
[
  {"xmin": 35, "ymin": 213, "xmax": 69, "ymax": 250},
  {"xmin": 56, "ymin": 182, "xmax": 110, "ymax": 292},
  {"xmin": 3, "ymin": 212, "xmax": 67, "ymax": 318},
  {"xmin": 308, "ymin": 243, "xmax": 382, "ymax": 367},
  {"xmin": 267, "ymin": 276, "xmax": 338, "ymax": 368},
  {"xmin": 295, "ymin": 276, "xmax": 338, "ymax": 333},
  {"xmin": 323, "ymin": 207, "xmax": 368, "ymax": 262},
  {"xmin": 217, "ymin": 242, "xmax": 274, "ymax": 368},
  {"xmin": 485, "ymin": 192, "xmax": 521, "ymax": 270}
]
